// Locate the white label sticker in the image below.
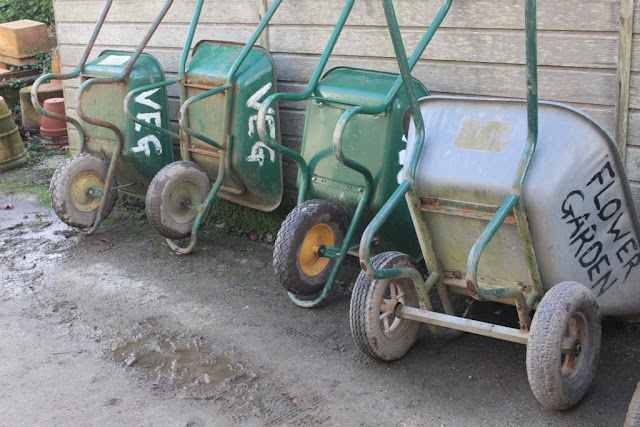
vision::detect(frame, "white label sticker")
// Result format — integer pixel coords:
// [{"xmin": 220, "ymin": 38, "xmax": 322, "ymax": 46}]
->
[{"xmin": 98, "ymin": 55, "xmax": 131, "ymax": 66}]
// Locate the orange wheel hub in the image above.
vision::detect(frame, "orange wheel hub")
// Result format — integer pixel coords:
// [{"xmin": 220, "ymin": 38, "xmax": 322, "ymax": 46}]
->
[{"xmin": 299, "ymin": 223, "xmax": 334, "ymax": 276}]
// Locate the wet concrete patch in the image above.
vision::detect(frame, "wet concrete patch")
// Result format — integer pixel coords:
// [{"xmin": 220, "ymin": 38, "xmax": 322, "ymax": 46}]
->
[
  {"xmin": 0, "ymin": 205, "xmax": 77, "ymax": 299},
  {"xmin": 104, "ymin": 320, "xmax": 330, "ymax": 425},
  {"xmin": 110, "ymin": 329, "xmax": 251, "ymax": 399}
]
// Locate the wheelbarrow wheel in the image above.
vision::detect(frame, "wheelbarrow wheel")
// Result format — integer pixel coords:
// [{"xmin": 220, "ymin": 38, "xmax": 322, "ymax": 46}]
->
[
  {"xmin": 273, "ymin": 199, "xmax": 345, "ymax": 296},
  {"xmin": 350, "ymin": 251, "xmax": 421, "ymax": 361},
  {"xmin": 50, "ymin": 153, "xmax": 117, "ymax": 228},
  {"xmin": 145, "ymin": 161, "xmax": 212, "ymax": 240},
  {"xmin": 526, "ymin": 281, "xmax": 601, "ymax": 410},
  {"xmin": 626, "ymin": 382, "xmax": 640, "ymax": 427}
]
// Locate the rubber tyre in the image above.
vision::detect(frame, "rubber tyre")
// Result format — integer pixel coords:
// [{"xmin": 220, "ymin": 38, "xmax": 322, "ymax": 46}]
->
[
  {"xmin": 145, "ymin": 161, "xmax": 212, "ymax": 240},
  {"xmin": 625, "ymin": 382, "xmax": 640, "ymax": 427},
  {"xmin": 49, "ymin": 153, "xmax": 117, "ymax": 228},
  {"xmin": 526, "ymin": 281, "xmax": 601, "ymax": 410},
  {"xmin": 273, "ymin": 199, "xmax": 346, "ymax": 296},
  {"xmin": 350, "ymin": 251, "xmax": 422, "ymax": 361}
]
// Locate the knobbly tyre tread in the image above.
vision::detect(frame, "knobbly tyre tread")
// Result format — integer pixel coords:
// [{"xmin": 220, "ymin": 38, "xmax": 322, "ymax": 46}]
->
[
  {"xmin": 350, "ymin": 251, "xmax": 421, "ymax": 361},
  {"xmin": 526, "ymin": 281, "xmax": 601, "ymax": 410},
  {"xmin": 273, "ymin": 199, "xmax": 345, "ymax": 297},
  {"xmin": 625, "ymin": 382, "xmax": 640, "ymax": 427},
  {"xmin": 49, "ymin": 153, "xmax": 117, "ymax": 228},
  {"xmin": 145, "ymin": 161, "xmax": 211, "ymax": 240}
]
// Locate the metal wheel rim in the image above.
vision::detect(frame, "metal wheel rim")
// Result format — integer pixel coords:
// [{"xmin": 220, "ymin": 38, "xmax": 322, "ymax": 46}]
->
[
  {"xmin": 561, "ymin": 312, "xmax": 589, "ymax": 381},
  {"xmin": 379, "ymin": 279, "xmax": 415, "ymax": 340},
  {"xmin": 299, "ymin": 223, "xmax": 334, "ymax": 276},
  {"xmin": 70, "ymin": 171, "xmax": 103, "ymax": 213},
  {"xmin": 168, "ymin": 180, "xmax": 202, "ymax": 224}
]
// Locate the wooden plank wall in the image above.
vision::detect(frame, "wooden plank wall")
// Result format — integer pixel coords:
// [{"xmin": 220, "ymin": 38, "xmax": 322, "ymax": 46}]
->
[{"xmin": 54, "ymin": 0, "xmax": 640, "ymax": 210}]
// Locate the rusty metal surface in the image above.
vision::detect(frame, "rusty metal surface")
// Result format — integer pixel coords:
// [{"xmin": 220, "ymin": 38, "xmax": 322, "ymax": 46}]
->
[{"xmin": 420, "ymin": 197, "xmax": 517, "ymax": 225}]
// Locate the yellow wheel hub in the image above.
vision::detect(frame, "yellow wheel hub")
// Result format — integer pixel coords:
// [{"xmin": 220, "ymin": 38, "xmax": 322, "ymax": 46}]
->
[
  {"xmin": 70, "ymin": 171, "xmax": 104, "ymax": 213},
  {"xmin": 168, "ymin": 180, "xmax": 201, "ymax": 224},
  {"xmin": 299, "ymin": 223, "xmax": 334, "ymax": 276}
]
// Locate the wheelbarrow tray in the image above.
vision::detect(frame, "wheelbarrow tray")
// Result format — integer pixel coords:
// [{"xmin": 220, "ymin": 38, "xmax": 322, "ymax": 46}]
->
[
  {"xmin": 407, "ymin": 95, "xmax": 640, "ymax": 317},
  {"xmin": 182, "ymin": 40, "xmax": 283, "ymax": 212},
  {"xmin": 300, "ymin": 67, "xmax": 427, "ymax": 258},
  {"xmin": 78, "ymin": 50, "xmax": 173, "ymax": 197}
]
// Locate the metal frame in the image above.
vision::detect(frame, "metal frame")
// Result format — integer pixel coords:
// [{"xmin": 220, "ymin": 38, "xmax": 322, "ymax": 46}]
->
[{"xmin": 358, "ymin": 0, "xmax": 544, "ymax": 341}]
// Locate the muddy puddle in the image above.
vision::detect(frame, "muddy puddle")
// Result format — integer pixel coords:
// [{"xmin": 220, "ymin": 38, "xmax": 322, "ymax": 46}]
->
[
  {"xmin": 0, "ymin": 207, "xmax": 77, "ymax": 299},
  {"xmin": 104, "ymin": 321, "xmax": 330, "ymax": 425},
  {"xmin": 109, "ymin": 328, "xmax": 252, "ymax": 400}
]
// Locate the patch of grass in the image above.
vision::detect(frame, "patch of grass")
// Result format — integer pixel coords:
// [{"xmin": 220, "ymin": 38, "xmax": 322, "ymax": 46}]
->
[
  {"xmin": 118, "ymin": 193, "xmax": 145, "ymax": 211},
  {"xmin": 129, "ymin": 222, "xmax": 147, "ymax": 236},
  {"xmin": 0, "ymin": 138, "xmax": 68, "ymax": 205},
  {"xmin": 101, "ymin": 211, "xmax": 128, "ymax": 226},
  {"xmin": 204, "ymin": 196, "xmax": 296, "ymax": 238},
  {"xmin": 34, "ymin": 185, "xmax": 49, "ymax": 205},
  {"xmin": 23, "ymin": 138, "xmax": 66, "ymax": 165},
  {"xmin": 0, "ymin": 166, "xmax": 51, "ymax": 204}
]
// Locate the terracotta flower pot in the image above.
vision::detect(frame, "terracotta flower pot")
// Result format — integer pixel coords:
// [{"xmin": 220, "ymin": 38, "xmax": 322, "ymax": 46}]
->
[{"xmin": 40, "ymin": 97, "xmax": 68, "ymax": 148}]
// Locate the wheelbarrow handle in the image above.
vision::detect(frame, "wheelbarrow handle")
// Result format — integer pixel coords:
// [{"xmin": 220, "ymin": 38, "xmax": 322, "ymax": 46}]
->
[
  {"xmin": 77, "ymin": 0, "xmax": 175, "ymax": 131},
  {"xmin": 31, "ymin": 0, "xmax": 115, "ymax": 152},
  {"xmin": 359, "ymin": 0, "xmax": 428, "ymax": 276},
  {"xmin": 257, "ymin": 0, "xmax": 356, "ymax": 204},
  {"xmin": 124, "ymin": 0, "xmax": 206, "ymax": 142},
  {"xmin": 332, "ymin": 0, "xmax": 452, "ymax": 166},
  {"xmin": 464, "ymin": 0, "xmax": 543, "ymax": 316}
]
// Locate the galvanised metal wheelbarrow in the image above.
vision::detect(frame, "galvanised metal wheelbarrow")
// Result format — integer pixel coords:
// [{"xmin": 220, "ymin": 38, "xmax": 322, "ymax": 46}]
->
[
  {"xmin": 33, "ymin": 0, "xmax": 176, "ymax": 234},
  {"xmin": 351, "ymin": 0, "xmax": 640, "ymax": 410},
  {"xmin": 258, "ymin": 0, "xmax": 451, "ymax": 308},
  {"xmin": 125, "ymin": 0, "xmax": 285, "ymax": 255}
]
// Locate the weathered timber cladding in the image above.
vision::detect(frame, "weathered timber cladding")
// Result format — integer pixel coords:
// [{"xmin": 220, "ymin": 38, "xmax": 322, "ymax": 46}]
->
[{"xmin": 54, "ymin": 0, "xmax": 640, "ymax": 210}]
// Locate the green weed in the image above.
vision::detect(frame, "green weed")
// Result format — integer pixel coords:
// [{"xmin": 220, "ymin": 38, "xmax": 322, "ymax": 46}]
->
[
  {"xmin": 24, "ymin": 140, "xmax": 62, "ymax": 164},
  {"xmin": 0, "ymin": 166, "xmax": 51, "ymax": 205},
  {"xmin": 118, "ymin": 193, "xmax": 145, "ymax": 211},
  {"xmin": 204, "ymin": 196, "xmax": 296, "ymax": 237},
  {"xmin": 26, "ymin": 215, "xmax": 42, "ymax": 228}
]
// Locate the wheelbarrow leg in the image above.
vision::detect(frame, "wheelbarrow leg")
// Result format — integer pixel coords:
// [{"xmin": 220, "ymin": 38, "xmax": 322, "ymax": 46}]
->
[
  {"xmin": 287, "ymin": 156, "xmax": 373, "ymax": 307},
  {"xmin": 166, "ymin": 138, "xmax": 231, "ymax": 255},
  {"xmin": 86, "ymin": 134, "xmax": 121, "ymax": 236}
]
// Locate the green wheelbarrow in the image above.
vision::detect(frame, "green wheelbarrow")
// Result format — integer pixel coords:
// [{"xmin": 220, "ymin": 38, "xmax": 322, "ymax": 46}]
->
[
  {"xmin": 257, "ymin": 0, "xmax": 452, "ymax": 308},
  {"xmin": 125, "ymin": 0, "xmax": 285, "ymax": 255},
  {"xmin": 351, "ymin": 0, "xmax": 640, "ymax": 410},
  {"xmin": 33, "ymin": 0, "xmax": 176, "ymax": 234}
]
